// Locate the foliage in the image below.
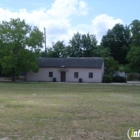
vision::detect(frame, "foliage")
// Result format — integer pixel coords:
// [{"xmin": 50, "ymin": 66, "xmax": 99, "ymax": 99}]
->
[
  {"xmin": 127, "ymin": 74, "xmax": 133, "ymax": 81},
  {"xmin": 118, "ymin": 65, "xmax": 131, "ymax": 73},
  {"xmin": 102, "ymin": 74, "xmax": 112, "ymax": 83},
  {"xmin": 0, "ymin": 18, "xmax": 44, "ymax": 81},
  {"xmin": 126, "ymin": 73, "xmax": 140, "ymax": 81},
  {"xmin": 125, "ymin": 20, "xmax": 140, "ymax": 73},
  {"xmin": 94, "ymin": 45, "xmax": 111, "ymax": 57},
  {"xmin": 67, "ymin": 32, "xmax": 97, "ymax": 57},
  {"xmin": 66, "ymin": 32, "xmax": 82, "ymax": 57},
  {"xmin": 101, "ymin": 24, "xmax": 131, "ymax": 64},
  {"xmin": 104, "ymin": 57, "xmax": 119, "ymax": 76},
  {"xmin": 130, "ymin": 20, "xmax": 140, "ymax": 46},
  {"xmin": 126, "ymin": 45, "xmax": 140, "ymax": 73},
  {"xmin": 44, "ymin": 32, "xmax": 98, "ymax": 58},
  {"xmin": 1, "ymin": 18, "xmax": 140, "ymax": 81},
  {"xmin": 112, "ymin": 75, "xmax": 126, "ymax": 83},
  {"xmin": 47, "ymin": 41, "xmax": 67, "ymax": 57}
]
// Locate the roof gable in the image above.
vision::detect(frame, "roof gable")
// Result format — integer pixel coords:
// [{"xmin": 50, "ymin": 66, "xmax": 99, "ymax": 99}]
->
[{"xmin": 38, "ymin": 57, "xmax": 104, "ymax": 68}]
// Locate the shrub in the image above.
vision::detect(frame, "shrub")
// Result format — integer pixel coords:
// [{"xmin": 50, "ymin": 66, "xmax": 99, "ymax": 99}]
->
[
  {"xmin": 103, "ymin": 74, "xmax": 112, "ymax": 83},
  {"xmin": 112, "ymin": 75, "xmax": 126, "ymax": 83},
  {"xmin": 127, "ymin": 75, "xmax": 132, "ymax": 81}
]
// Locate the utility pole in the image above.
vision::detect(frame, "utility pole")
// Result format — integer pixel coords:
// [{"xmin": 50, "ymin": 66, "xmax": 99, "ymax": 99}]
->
[{"xmin": 44, "ymin": 28, "xmax": 47, "ymax": 56}]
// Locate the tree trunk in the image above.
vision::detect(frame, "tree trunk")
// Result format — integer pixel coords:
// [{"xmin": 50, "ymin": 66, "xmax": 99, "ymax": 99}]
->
[{"xmin": 12, "ymin": 68, "xmax": 15, "ymax": 82}]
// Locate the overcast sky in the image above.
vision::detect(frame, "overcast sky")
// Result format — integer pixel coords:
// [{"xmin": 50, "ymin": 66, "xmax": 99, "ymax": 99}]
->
[{"xmin": 0, "ymin": 0, "xmax": 140, "ymax": 47}]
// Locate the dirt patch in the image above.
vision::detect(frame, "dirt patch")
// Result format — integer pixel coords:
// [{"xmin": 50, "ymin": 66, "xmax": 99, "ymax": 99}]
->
[{"xmin": 0, "ymin": 137, "xmax": 9, "ymax": 140}]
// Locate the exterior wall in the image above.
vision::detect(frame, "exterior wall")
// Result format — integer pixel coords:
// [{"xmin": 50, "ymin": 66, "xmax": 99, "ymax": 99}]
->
[
  {"xmin": 101, "ymin": 62, "xmax": 104, "ymax": 78},
  {"xmin": 27, "ymin": 67, "xmax": 103, "ymax": 83},
  {"xmin": 27, "ymin": 68, "xmax": 60, "ymax": 82},
  {"xmin": 102, "ymin": 62, "xmax": 104, "ymax": 74},
  {"xmin": 66, "ymin": 68, "xmax": 102, "ymax": 83}
]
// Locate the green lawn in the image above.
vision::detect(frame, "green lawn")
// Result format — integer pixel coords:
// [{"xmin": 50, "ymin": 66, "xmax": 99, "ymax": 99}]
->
[{"xmin": 0, "ymin": 82, "xmax": 140, "ymax": 140}]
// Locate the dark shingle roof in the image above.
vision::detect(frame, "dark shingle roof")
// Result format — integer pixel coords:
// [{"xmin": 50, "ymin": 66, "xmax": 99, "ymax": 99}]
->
[{"xmin": 38, "ymin": 57, "xmax": 104, "ymax": 68}]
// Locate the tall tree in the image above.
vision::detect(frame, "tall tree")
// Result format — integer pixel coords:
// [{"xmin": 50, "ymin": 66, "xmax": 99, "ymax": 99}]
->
[
  {"xmin": 81, "ymin": 33, "xmax": 97, "ymax": 56},
  {"xmin": 94, "ymin": 45, "xmax": 111, "ymax": 58},
  {"xmin": 47, "ymin": 41, "xmax": 67, "ymax": 57},
  {"xmin": 104, "ymin": 57, "xmax": 119, "ymax": 76},
  {"xmin": 67, "ymin": 32, "xmax": 82, "ymax": 57},
  {"xmin": 101, "ymin": 24, "xmax": 131, "ymax": 64},
  {"xmin": 129, "ymin": 20, "xmax": 140, "ymax": 46},
  {"xmin": 126, "ymin": 20, "xmax": 140, "ymax": 72},
  {"xmin": 126, "ymin": 45, "xmax": 140, "ymax": 73},
  {"xmin": 0, "ymin": 18, "xmax": 44, "ymax": 81},
  {"xmin": 68, "ymin": 32, "xmax": 97, "ymax": 57}
]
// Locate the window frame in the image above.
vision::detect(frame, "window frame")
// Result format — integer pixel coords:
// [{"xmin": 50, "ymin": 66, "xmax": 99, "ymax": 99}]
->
[
  {"xmin": 49, "ymin": 72, "xmax": 53, "ymax": 77},
  {"xmin": 74, "ymin": 72, "xmax": 78, "ymax": 78},
  {"xmin": 89, "ymin": 72, "xmax": 93, "ymax": 78}
]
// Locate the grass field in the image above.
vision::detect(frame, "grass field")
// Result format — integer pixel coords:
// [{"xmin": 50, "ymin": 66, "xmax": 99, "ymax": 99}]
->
[{"xmin": 0, "ymin": 82, "xmax": 140, "ymax": 140}]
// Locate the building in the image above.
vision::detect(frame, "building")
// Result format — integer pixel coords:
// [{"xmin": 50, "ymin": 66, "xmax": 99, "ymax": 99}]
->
[{"xmin": 26, "ymin": 57, "xmax": 104, "ymax": 83}]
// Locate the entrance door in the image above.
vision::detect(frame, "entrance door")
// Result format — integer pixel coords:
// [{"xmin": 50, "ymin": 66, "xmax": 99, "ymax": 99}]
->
[{"xmin": 61, "ymin": 71, "xmax": 66, "ymax": 82}]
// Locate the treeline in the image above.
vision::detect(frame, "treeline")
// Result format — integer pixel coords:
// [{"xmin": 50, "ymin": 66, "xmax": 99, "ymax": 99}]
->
[
  {"xmin": 0, "ymin": 18, "xmax": 140, "ymax": 81},
  {"xmin": 42, "ymin": 20, "xmax": 140, "ymax": 74}
]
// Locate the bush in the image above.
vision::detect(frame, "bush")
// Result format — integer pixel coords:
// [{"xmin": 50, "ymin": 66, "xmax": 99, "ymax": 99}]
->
[
  {"xmin": 112, "ymin": 75, "xmax": 126, "ymax": 83},
  {"xmin": 103, "ymin": 74, "xmax": 112, "ymax": 83},
  {"xmin": 127, "ymin": 75, "xmax": 132, "ymax": 81}
]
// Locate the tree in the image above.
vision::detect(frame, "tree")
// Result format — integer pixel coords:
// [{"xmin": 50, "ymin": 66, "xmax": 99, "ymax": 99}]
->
[
  {"xmin": 126, "ymin": 45, "xmax": 140, "ymax": 73},
  {"xmin": 129, "ymin": 20, "xmax": 140, "ymax": 46},
  {"xmin": 104, "ymin": 57, "xmax": 119, "ymax": 76},
  {"xmin": 0, "ymin": 18, "xmax": 44, "ymax": 81},
  {"xmin": 81, "ymin": 33, "xmax": 97, "ymax": 56},
  {"xmin": 67, "ymin": 32, "xmax": 97, "ymax": 57},
  {"xmin": 94, "ymin": 45, "xmax": 110, "ymax": 57},
  {"xmin": 47, "ymin": 41, "xmax": 67, "ymax": 57},
  {"xmin": 67, "ymin": 32, "xmax": 83, "ymax": 57},
  {"xmin": 101, "ymin": 24, "xmax": 131, "ymax": 64},
  {"xmin": 126, "ymin": 20, "xmax": 140, "ymax": 73}
]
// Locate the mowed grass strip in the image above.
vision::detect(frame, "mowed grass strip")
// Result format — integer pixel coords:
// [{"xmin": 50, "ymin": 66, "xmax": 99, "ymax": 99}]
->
[{"xmin": 0, "ymin": 82, "xmax": 140, "ymax": 140}]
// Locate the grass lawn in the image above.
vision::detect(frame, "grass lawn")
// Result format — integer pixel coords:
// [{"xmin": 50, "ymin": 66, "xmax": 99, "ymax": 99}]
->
[{"xmin": 0, "ymin": 82, "xmax": 140, "ymax": 140}]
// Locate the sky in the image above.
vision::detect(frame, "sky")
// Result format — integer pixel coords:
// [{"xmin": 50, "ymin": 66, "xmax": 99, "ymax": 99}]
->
[{"xmin": 0, "ymin": 0, "xmax": 140, "ymax": 47}]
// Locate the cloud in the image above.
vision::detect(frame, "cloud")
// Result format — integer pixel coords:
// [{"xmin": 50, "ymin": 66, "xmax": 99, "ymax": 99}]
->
[
  {"xmin": 0, "ymin": 0, "xmax": 88, "ymax": 46},
  {"xmin": 47, "ymin": 0, "xmax": 88, "ymax": 18},
  {"xmin": 68, "ymin": 14, "xmax": 123, "ymax": 44},
  {"xmin": 0, "ymin": 1, "xmax": 123, "ymax": 46},
  {"xmin": 91, "ymin": 14, "xmax": 123, "ymax": 42}
]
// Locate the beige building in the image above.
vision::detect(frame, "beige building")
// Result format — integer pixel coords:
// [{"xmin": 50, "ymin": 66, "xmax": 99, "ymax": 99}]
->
[{"xmin": 26, "ymin": 57, "xmax": 104, "ymax": 83}]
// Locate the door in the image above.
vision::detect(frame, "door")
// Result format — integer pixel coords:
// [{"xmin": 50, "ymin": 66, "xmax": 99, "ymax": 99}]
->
[{"xmin": 61, "ymin": 71, "xmax": 66, "ymax": 82}]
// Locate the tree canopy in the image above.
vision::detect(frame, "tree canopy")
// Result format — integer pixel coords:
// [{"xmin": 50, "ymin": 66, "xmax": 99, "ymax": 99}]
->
[
  {"xmin": 67, "ymin": 32, "xmax": 97, "ymax": 57},
  {"xmin": 0, "ymin": 18, "xmax": 44, "ymax": 81},
  {"xmin": 1, "ymin": 18, "xmax": 140, "ymax": 81},
  {"xmin": 130, "ymin": 20, "xmax": 140, "ymax": 46},
  {"xmin": 124, "ymin": 20, "xmax": 140, "ymax": 73},
  {"xmin": 101, "ymin": 23, "xmax": 131, "ymax": 64},
  {"xmin": 47, "ymin": 41, "xmax": 67, "ymax": 58},
  {"xmin": 126, "ymin": 45, "xmax": 140, "ymax": 73}
]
